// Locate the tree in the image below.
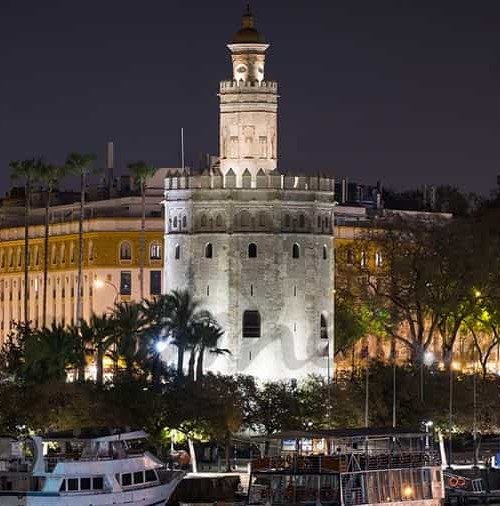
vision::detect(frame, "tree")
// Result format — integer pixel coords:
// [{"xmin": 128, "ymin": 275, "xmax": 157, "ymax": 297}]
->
[
  {"xmin": 23, "ymin": 324, "xmax": 80, "ymax": 383},
  {"xmin": 88, "ymin": 313, "xmax": 114, "ymax": 385},
  {"xmin": 65, "ymin": 152, "xmax": 96, "ymax": 323},
  {"xmin": 111, "ymin": 302, "xmax": 146, "ymax": 377},
  {"xmin": 193, "ymin": 317, "xmax": 229, "ymax": 381},
  {"xmin": 38, "ymin": 163, "xmax": 67, "ymax": 327},
  {"xmin": 10, "ymin": 158, "xmax": 42, "ymax": 328},
  {"xmin": 128, "ymin": 162, "xmax": 157, "ymax": 300},
  {"xmin": 167, "ymin": 290, "xmax": 201, "ymax": 375}
]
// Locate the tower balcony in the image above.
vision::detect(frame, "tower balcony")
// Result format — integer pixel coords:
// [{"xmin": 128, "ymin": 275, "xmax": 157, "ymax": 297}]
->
[{"xmin": 219, "ymin": 80, "xmax": 278, "ymax": 93}]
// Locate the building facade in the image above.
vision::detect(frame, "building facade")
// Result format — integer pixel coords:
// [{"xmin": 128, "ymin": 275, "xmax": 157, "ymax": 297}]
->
[{"xmin": 163, "ymin": 7, "xmax": 336, "ymax": 379}]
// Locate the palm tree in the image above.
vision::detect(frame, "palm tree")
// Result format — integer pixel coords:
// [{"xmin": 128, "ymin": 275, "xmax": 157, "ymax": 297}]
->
[
  {"xmin": 65, "ymin": 152, "xmax": 96, "ymax": 324},
  {"xmin": 23, "ymin": 324, "xmax": 78, "ymax": 383},
  {"xmin": 194, "ymin": 317, "xmax": 229, "ymax": 381},
  {"xmin": 10, "ymin": 158, "xmax": 42, "ymax": 329},
  {"xmin": 167, "ymin": 290, "xmax": 201, "ymax": 376},
  {"xmin": 111, "ymin": 301, "xmax": 146, "ymax": 377},
  {"xmin": 127, "ymin": 162, "xmax": 157, "ymax": 300},
  {"xmin": 67, "ymin": 321, "xmax": 93, "ymax": 382},
  {"xmin": 38, "ymin": 163, "xmax": 67, "ymax": 327},
  {"xmin": 89, "ymin": 313, "xmax": 114, "ymax": 385}
]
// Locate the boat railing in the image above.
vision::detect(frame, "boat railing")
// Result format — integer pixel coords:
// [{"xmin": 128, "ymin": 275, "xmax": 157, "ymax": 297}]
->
[
  {"xmin": 0, "ymin": 457, "xmax": 32, "ymax": 473},
  {"xmin": 251, "ymin": 450, "xmax": 441, "ymax": 474}
]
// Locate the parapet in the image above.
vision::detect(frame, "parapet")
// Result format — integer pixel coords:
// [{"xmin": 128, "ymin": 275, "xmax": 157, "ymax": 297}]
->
[
  {"xmin": 164, "ymin": 171, "xmax": 335, "ymax": 193},
  {"xmin": 219, "ymin": 80, "xmax": 278, "ymax": 92}
]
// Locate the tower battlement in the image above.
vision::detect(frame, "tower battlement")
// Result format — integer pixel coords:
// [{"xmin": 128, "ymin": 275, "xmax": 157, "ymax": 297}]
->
[
  {"xmin": 164, "ymin": 172, "xmax": 335, "ymax": 193},
  {"xmin": 219, "ymin": 80, "xmax": 278, "ymax": 92}
]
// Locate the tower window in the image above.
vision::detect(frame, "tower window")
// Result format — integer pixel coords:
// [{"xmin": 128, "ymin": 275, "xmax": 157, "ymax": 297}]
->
[
  {"xmin": 173, "ymin": 216, "xmax": 178, "ymax": 228},
  {"xmin": 360, "ymin": 251, "xmax": 367, "ymax": 268},
  {"xmin": 216, "ymin": 215, "xmax": 223, "ymax": 227},
  {"xmin": 200, "ymin": 214, "xmax": 207, "ymax": 227},
  {"xmin": 250, "ymin": 284, "xmax": 254, "ymax": 296},
  {"xmin": 182, "ymin": 215, "xmax": 187, "ymax": 228},
  {"xmin": 248, "ymin": 243, "xmax": 257, "ymax": 258},
  {"xmin": 174, "ymin": 244, "xmax": 180, "ymax": 260},
  {"xmin": 317, "ymin": 216, "xmax": 321, "ymax": 228},
  {"xmin": 323, "ymin": 245, "xmax": 328, "ymax": 260},
  {"xmin": 150, "ymin": 243, "xmax": 162, "ymax": 260},
  {"xmin": 243, "ymin": 310, "xmax": 261, "ymax": 338},
  {"xmin": 284, "ymin": 214, "xmax": 291, "ymax": 228},
  {"xmin": 375, "ymin": 250, "xmax": 383, "ymax": 267},
  {"xmin": 320, "ymin": 313, "xmax": 328, "ymax": 339},
  {"xmin": 119, "ymin": 241, "xmax": 132, "ymax": 261},
  {"xmin": 205, "ymin": 243, "xmax": 213, "ymax": 259},
  {"xmin": 292, "ymin": 243, "xmax": 300, "ymax": 259}
]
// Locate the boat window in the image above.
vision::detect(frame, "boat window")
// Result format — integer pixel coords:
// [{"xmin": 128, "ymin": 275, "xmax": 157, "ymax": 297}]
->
[
  {"xmin": 68, "ymin": 478, "xmax": 78, "ymax": 491},
  {"xmin": 80, "ymin": 478, "xmax": 91, "ymax": 490},
  {"xmin": 134, "ymin": 471, "xmax": 144, "ymax": 484},
  {"xmin": 145, "ymin": 469, "xmax": 157, "ymax": 482},
  {"xmin": 60, "ymin": 480, "xmax": 66, "ymax": 492},
  {"xmin": 93, "ymin": 477, "xmax": 104, "ymax": 489},
  {"xmin": 121, "ymin": 473, "xmax": 132, "ymax": 487}
]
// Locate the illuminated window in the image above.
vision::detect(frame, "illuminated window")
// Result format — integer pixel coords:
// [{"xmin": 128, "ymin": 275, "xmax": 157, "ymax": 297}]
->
[
  {"xmin": 292, "ymin": 243, "xmax": 300, "ymax": 259},
  {"xmin": 88, "ymin": 241, "xmax": 94, "ymax": 261},
  {"xmin": 243, "ymin": 310, "xmax": 261, "ymax": 338},
  {"xmin": 360, "ymin": 251, "xmax": 367, "ymax": 268},
  {"xmin": 375, "ymin": 250, "xmax": 383, "ymax": 267},
  {"xmin": 205, "ymin": 243, "xmax": 213, "ymax": 259},
  {"xmin": 248, "ymin": 243, "xmax": 257, "ymax": 258},
  {"xmin": 119, "ymin": 241, "xmax": 132, "ymax": 261},
  {"xmin": 120, "ymin": 271, "xmax": 132, "ymax": 296},
  {"xmin": 320, "ymin": 313, "xmax": 328, "ymax": 339},
  {"xmin": 150, "ymin": 243, "xmax": 162, "ymax": 260}
]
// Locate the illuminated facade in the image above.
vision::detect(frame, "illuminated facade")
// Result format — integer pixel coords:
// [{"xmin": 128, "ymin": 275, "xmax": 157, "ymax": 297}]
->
[
  {"xmin": 163, "ymin": 7, "xmax": 336, "ymax": 379},
  {"xmin": 0, "ymin": 195, "xmax": 164, "ymax": 343}
]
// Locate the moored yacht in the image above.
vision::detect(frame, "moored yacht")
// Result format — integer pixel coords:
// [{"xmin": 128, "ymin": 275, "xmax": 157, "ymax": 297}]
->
[
  {"xmin": 249, "ymin": 428, "xmax": 445, "ymax": 506},
  {"xmin": 0, "ymin": 429, "xmax": 184, "ymax": 505}
]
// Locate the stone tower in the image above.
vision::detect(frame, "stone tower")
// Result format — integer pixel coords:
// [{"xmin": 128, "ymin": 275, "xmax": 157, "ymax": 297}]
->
[
  {"xmin": 163, "ymin": 6, "xmax": 336, "ymax": 380},
  {"xmin": 219, "ymin": 5, "xmax": 278, "ymax": 185}
]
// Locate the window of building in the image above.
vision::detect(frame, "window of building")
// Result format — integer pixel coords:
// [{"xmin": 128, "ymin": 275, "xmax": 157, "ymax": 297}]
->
[
  {"xmin": 250, "ymin": 284, "xmax": 254, "ymax": 296},
  {"xmin": 173, "ymin": 216, "xmax": 178, "ymax": 228},
  {"xmin": 205, "ymin": 243, "xmax": 213, "ymax": 258},
  {"xmin": 150, "ymin": 243, "xmax": 162, "ymax": 260},
  {"xmin": 240, "ymin": 211, "xmax": 250, "ymax": 227},
  {"xmin": 0, "ymin": 252, "xmax": 4, "ymax": 268},
  {"xmin": 51, "ymin": 245, "xmax": 57, "ymax": 265},
  {"xmin": 34, "ymin": 247, "xmax": 39, "ymax": 266},
  {"xmin": 174, "ymin": 244, "xmax": 180, "ymax": 260},
  {"xmin": 88, "ymin": 241, "xmax": 94, "ymax": 262},
  {"xmin": 119, "ymin": 241, "xmax": 132, "ymax": 261},
  {"xmin": 60, "ymin": 244, "xmax": 65, "ymax": 264},
  {"xmin": 375, "ymin": 250, "xmax": 383, "ymax": 267},
  {"xmin": 317, "ymin": 216, "xmax": 321, "ymax": 228},
  {"xmin": 248, "ymin": 243, "xmax": 257, "ymax": 258},
  {"xmin": 70, "ymin": 243, "xmax": 75, "ymax": 263},
  {"xmin": 323, "ymin": 245, "xmax": 328, "ymax": 260},
  {"xmin": 320, "ymin": 313, "xmax": 328, "ymax": 339},
  {"xmin": 17, "ymin": 249, "xmax": 22, "ymax": 267},
  {"xmin": 243, "ymin": 310, "xmax": 261, "ymax": 338},
  {"xmin": 324, "ymin": 216, "xmax": 329, "ymax": 229},
  {"xmin": 216, "ymin": 215, "xmax": 223, "ymax": 227},
  {"xmin": 201, "ymin": 214, "xmax": 207, "ymax": 227},
  {"xmin": 292, "ymin": 243, "xmax": 300, "ymax": 259},
  {"xmin": 120, "ymin": 271, "xmax": 132, "ymax": 295},
  {"xmin": 259, "ymin": 136, "xmax": 267, "ymax": 158},
  {"xmin": 150, "ymin": 271, "xmax": 161, "ymax": 296},
  {"xmin": 182, "ymin": 215, "xmax": 187, "ymax": 228},
  {"xmin": 299, "ymin": 214, "xmax": 305, "ymax": 228},
  {"xmin": 360, "ymin": 250, "xmax": 367, "ymax": 268},
  {"xmin": 284, "ymin": 214, "xmax": 291, "ymax": 228}
]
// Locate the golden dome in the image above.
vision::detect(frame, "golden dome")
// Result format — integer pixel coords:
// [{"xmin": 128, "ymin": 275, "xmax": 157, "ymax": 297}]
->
[{"xmin": 232, "ymin": 4, "xmax": 266, "ymax": 44}]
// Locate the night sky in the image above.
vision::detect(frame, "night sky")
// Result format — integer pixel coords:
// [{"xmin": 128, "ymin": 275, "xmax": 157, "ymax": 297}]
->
[{"xmin": 1, "ymin": 0, "xmax": 499, "ymax": 195}]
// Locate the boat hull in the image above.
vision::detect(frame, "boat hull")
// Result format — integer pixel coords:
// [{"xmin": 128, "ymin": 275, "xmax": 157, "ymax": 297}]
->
[{"xmin": 0, "ymin": 480, "xmax": 178, "ymax": 505}]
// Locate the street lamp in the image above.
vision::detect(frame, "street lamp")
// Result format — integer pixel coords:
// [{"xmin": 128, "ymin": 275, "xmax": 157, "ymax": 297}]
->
[{"xmin": 93, "ymin": 278, "xmax": 119, "ymax": 305}]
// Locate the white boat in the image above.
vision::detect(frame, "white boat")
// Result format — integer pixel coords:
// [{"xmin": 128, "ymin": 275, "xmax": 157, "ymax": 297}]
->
[{"xmin": 0, "ymin": 429, "xmax": 184, "ymax": 505}]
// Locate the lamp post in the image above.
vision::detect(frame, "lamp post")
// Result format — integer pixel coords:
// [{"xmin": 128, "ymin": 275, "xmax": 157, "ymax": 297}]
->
[
  {"xmin": 448, "ymin": 360, "xmax": 461, "ymax": 469},
  {"xmin": 94, "ymin": 278, "xmax": 119, "ymax": 306}
]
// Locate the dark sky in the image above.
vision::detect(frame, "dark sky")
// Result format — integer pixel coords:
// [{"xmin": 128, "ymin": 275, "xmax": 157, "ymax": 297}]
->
[{"xmin": 1, "ymin": 0, "xmax": 499, "ymax": 195}]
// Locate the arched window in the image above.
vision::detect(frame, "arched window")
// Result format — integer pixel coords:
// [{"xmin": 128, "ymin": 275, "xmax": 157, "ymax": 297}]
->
[
  {"xmin": 360, "ymin": 250, "xmax": 367, "ymax": 268},
  {"xmin": 320, "ymin": 313, "xmax": 328, "ymax": 339},
  {"xmin": 119, "ymin": 241, "xmax": 132, "ymax": 261},
  {"xmin": 69, "ymin": 243, "xmax": 75, "ymax": 263},
  {"xmin": 375, "ymin": 250, "xmax": 383, "ymax": 267},
  {"xmin": 60, "ymin": 244, "xmax": 66, "ymax": 264},
  {"xmin": 243, "ymin": 310, "xmax": 261, "ymax": 338},
  {"xmin": 51, "ymin": 246, "xmax": 57, "ymax": 265},
  {"xmin": 150, "ymin": 243, "xmax": 162, "ymax": 260},
  {"xmin": 174, "ymin": 244, "xmax": 180, "ymax": 260},
  {"xmin": 216, "ymin": 215, "xmax": 223, "ymax": 227},
  {"xmin": 201, "ymin": 214, "xmax": 207, "ymax": 227},
  {"xmin": 248, "ymin": 243, "xmax": 257, "ymax": 258},
  {"xmin": 323, "ymin": 245, "xmax": 328, "ymax": 260},
  {"xmin": 292, "ymin": 243, "xmax": 300, "ymax": 259},
  {"xmin": 173, "ymin": 216, "xmax": 178, "ymax": 228},
  {"xmin": 205, "ymin": 243, "xmax": 213, "ymax": 259},
  {"xmin": 182, "ymin": 215, "xmax": 187, "ymax": 228},
  {"xmin": 324, "ymin": 216, "xmax": 329, "ymax": 229},
  {"xmin": 317, "ymin": 216, "xmax": 321, "ymax": 228},
  {"xmin": 284, "ymin": 214, "xmax": 291, "ymax": 228},
  {"xmin": 299, "ymin": 214, "xmax": 305, "ymax": 228}
]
